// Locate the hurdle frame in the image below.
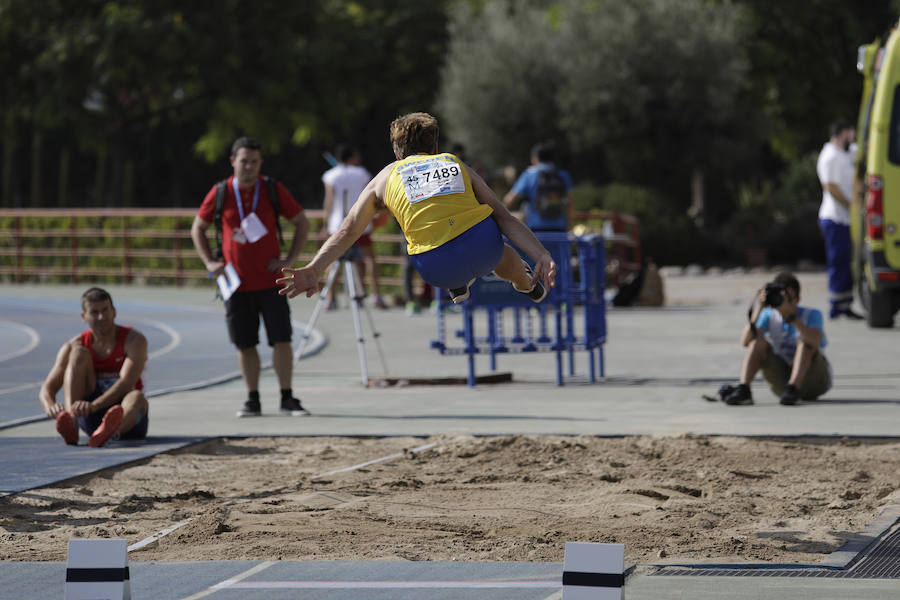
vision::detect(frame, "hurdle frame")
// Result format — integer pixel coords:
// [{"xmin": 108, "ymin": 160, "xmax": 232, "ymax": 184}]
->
[{"xmin": 431, "ymin": 233, "xmax": 607, "ymax": 386}]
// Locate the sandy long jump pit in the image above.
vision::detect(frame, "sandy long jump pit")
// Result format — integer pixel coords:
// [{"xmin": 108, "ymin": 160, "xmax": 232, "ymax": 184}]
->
[{"xmin": 2, "ymin": 434, "xmax": 899, "ymax": 565}]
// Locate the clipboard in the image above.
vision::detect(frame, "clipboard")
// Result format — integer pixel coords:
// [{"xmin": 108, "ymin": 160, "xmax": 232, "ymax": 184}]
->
[{"xmin": 216, "ymin": 263, "xmax": 241, "ymax": 301}]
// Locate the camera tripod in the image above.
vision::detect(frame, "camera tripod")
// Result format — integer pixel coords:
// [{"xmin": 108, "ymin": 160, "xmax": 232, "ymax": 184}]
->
[{"xmin": 295, "ymin": 252, "xmax": 388, "ymax": 387}]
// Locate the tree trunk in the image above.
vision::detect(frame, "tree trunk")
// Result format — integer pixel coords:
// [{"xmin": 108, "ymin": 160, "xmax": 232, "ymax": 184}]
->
[
  {"xmin": 122, "ymin": 158, "xmax": 134, "ymax": 207},
  {"xmin": 30, "ymin": 129, "xmax": 43, "ymax": 208},
  {"xmin": 106, "ymin": 136, "xmax": 124, "ymax": 206},
  {"xmin": 58, "ymin": 147, "xmax": 70, "ymax": 207},
  {"xmin": 1, "ymin": 121, "xmax": 15, "ymax": 208},
  {"xmin": 687, "ymin": 168, "xmax": 704, "ymax": 227},
  {"xmin": 93, "ymin": 149, "xmax": 107, "ymax": 206}
]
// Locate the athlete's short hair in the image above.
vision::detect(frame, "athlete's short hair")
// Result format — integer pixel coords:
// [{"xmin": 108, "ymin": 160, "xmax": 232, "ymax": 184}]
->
[
  {"xmin": 231, "ymin": 137, "xmax": 262, "ymax": 158},
  {"xmin": 390, "ymin": 112, "xmax": 439, "ymax": 159},
  {"xmin": 81, "ymin": 287, "xmax": 114, "ymax": 311}
]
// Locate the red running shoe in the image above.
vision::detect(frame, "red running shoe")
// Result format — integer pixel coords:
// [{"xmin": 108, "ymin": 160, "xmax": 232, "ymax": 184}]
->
[
  {"xmin": 88, "ymin": 405, "xmax": 123, "ymax": 448},
  {"xmin": 56, "ymin": 411, "xmax": 78, "ymax": 445}
]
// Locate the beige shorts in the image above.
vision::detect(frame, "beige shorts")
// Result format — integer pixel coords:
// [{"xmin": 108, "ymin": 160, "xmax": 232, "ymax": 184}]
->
[{"xmin": 761, "ymin": 349, "xmax": 831, "ymax": 399}]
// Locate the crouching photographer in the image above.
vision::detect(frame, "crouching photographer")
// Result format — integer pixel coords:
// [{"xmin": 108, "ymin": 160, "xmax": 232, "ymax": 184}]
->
[{"xmin": 723, "ymin": 271, "xmax": 832, "ymax": 406}]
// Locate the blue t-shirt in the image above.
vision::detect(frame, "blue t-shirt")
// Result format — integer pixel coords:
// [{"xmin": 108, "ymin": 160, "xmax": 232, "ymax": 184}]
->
[
  {"xmin": 756, "ymin": 306, "xmax": 827, "ymax": 363},
  {"xmin": 510, "ymin": 162, "xmax": 573, "ymax": 231}
]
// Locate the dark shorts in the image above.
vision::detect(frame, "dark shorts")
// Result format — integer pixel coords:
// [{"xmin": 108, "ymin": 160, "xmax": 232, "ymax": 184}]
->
[
  {"xmin": 76, "ymin": 385, "xmax": 149, "ymax": 440},
  {"xmin": 409, "ymin": 217, "xmax": 504, "ymax": 289},
  {"xmin": 225, "ymin": 287, "xmax": 292, "ymax": 350},
  {"xmin": 761, "ymin": 350, "xmax": 832, "ymax": 400}
]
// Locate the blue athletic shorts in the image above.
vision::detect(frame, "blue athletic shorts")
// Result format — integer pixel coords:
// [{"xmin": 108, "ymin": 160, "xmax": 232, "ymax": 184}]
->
[
  {"xmin": 76, "ymin": 383, "xmax": 149, "ymax": 440},
  {"xmin": 409, "ymin": 217, "xmax": 504, "ymax": 289}
]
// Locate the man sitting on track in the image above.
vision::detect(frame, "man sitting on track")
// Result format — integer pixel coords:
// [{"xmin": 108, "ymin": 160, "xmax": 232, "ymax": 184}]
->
[
  {"xmin": 38, "ymin": 287, "xmax": 149, "ymax": 447},
  {"xmin": 278, "ymin": 112, "xmax": 556, "ymax": 304}
]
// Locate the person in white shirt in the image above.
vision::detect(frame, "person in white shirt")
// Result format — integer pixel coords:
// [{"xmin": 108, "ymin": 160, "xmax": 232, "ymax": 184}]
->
[
  {"xmin": 320, "ymin": 145, "xmax": 387, "ymax": 309},
  {"xmin": 816, "ymin": 119, "xmax": 862, "ymax": 319}
]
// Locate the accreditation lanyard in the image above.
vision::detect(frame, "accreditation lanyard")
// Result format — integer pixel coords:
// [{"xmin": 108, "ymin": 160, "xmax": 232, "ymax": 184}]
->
[
  {"xmin": 232, "ymin": 177, "xmax": 268, "ymax": 243},
  {"xmin": 232, "ymin": 177, "xmax": 260, "ymax": 223}
]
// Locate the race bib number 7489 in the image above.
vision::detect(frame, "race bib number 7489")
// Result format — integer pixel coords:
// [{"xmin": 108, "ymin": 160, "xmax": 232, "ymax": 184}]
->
[{"xmin": 400, "ymin": 159, "xmax": 465, "ymax": 204}]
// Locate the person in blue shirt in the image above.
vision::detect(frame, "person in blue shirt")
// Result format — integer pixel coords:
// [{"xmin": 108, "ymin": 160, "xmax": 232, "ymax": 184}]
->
[
  {"xmin": 724, "ymin": 271, "xmax": 832, "ymax": 406},
  {"xmin": 503, "ymin": 142, "xmax": 574, "ymax": 232}
]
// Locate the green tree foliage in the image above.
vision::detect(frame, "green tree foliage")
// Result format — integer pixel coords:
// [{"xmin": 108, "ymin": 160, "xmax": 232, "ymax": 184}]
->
[
  {"xmin": 557, "ymin": 0, "xmax": 756, "ymax": 201},
  {"xmin": 3, "ymin": 0, "xmax": 899, "ymax": 267},
  {"xmin": 740, "ymin": 0, "xmax": 897, "ymax": 162},
  {"xmin": 0, "ymin": 0, "xmax": 447, "ymax": 207},
  {"xmin": 438, "ymin": 0, "xmax": 757, "ymax": 205},
  {"xmin": 437, "ymin": 1, "xmax": 566, "ymax": 168},
  {"xmin": 438, "ymin": 0, "xmax": 899, "ymax": 265}
]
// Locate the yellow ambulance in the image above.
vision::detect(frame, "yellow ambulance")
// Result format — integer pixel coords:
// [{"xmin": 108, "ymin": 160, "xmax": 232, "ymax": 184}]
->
[{"xmin": 854, "ymin": 28, "xmax": 900, "ymax": 327}]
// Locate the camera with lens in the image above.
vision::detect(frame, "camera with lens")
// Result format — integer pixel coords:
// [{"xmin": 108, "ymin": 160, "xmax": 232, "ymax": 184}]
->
[{"xmin": 763, "ymin": 282, "xmax": 787, "ymax": 307}]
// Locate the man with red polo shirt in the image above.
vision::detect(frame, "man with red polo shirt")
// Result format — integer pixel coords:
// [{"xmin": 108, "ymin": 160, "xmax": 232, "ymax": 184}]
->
[
  {"xmin": 39, "ymin": 287, "xmax": 149, "ymax": 447},
  {"xmin": 191, "ymin": 137, "xmax": 311, "ymax": 417}
]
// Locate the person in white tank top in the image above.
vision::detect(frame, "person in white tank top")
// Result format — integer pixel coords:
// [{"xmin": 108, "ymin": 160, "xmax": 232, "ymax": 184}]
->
[{"xmin": 320, "ymin": 145, "xmax": 386, "ymax": 309}]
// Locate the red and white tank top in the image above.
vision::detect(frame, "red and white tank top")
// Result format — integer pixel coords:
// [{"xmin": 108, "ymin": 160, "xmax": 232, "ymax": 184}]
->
[{"xmin": 79, "ymin": 325, "xmax": 144, "ymax": 390}]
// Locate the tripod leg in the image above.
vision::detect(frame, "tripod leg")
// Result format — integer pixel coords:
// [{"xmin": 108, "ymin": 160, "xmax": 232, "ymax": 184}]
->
[
  {"xmin": 351, "ymin": 259, "xmax": 390, "ymax": 376},
  {"xmin": 344, "ymin": 259, "xmax": 370, "ymax": 387},
  {"xmin": 295, "ymin": 261, "xmax": 341, "ymax": 361}
]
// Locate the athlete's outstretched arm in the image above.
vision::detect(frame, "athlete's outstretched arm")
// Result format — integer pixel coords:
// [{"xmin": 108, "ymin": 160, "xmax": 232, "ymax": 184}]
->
[
  {"xmin": 466, "ymin": 165, "xmax": 556, "ymax": 290},
  {"xmin": 278, "ymin": 163, "xmax": 392, "ymax": 298}
]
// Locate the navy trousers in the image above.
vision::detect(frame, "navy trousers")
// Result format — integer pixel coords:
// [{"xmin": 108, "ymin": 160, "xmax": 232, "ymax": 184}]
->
[{"xmin": 818, "ymin": 218, "xmax": 852, "ymax": 315}]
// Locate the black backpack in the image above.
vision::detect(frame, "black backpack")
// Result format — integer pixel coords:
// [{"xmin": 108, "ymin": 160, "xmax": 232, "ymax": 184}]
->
[
  {"xmin": 533, "ymin": 168, "xmax": 568, "ymax": 220},
  {"xmin": 212, "ymin": 176, "xmax": 284, "ymax": 261}
]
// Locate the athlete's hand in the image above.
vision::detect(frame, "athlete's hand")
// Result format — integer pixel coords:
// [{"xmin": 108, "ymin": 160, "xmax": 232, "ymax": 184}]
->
[
  {"xmin": 70, "ymin": 399, "xmax": 92, "ymax": 418},
  {"xmin": 277, "ymin": 266, "xmax": 323, "ymax": 299},
  {"xmin": 43, "ymin": 402, "xmax": 65, "ymax": 419},
  {"xmin": 204, "ymin": 260, "xmax": 225, "ymax": 278},
  {"xmin": 532, "ymin": 254, "xmax": 557, "ymax": 290}
]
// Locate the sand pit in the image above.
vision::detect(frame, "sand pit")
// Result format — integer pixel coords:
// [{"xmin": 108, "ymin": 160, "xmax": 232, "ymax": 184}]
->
[{"xmin": 2, "ymin": 435, "xmax": 898, "ymax": 565}]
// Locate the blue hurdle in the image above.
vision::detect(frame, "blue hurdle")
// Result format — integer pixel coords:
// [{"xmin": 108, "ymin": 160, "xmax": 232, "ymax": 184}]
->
[{"xmin": 430, "ymin": 233, "xmax": 607, "ymax": 386}]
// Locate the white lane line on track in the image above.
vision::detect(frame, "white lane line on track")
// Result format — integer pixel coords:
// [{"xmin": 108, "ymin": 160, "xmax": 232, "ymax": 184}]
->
[
  {"xmin": 0, "ymin": 320, "xmax": 39, "ymax": 362},
  {"xmin": 214, "ymin": 580, "xmax": 560, "ymax": 590},
  {"xmin": 147, "ymin": 320, "xmax": 316, "ymax": 397},
  {"xmin": 0, "ymin": 413, "xmax": 47, "ymax": 430},
  {"xmin": 292, "ymin": 318, "xmax": 326, "ymax": 360},
  {"xmin": 130, "ymin": 442, "xmax": 439, "ymax": 556},
  {"xmin": 129, "ymin": 316, "xmax": 182, "ymax": 360},
  {"xmin": 541, "ymin": 591, "xmax": 563, "ymax": 600},
  {"xmin": 0, "ymin": 381, "xmax": 40, "ymax": 396},
  {"xmin": 179, "ymin": 561, "xmax": 277, "ymax": 600}
]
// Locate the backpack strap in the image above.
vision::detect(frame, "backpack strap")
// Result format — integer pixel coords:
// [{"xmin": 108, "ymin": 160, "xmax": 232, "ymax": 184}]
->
[
  {"xmin": 263, "ymin": 175, "xmax": 285, "ymax": 247},
  {"xmin": 213, "ymin": 179, "xmax": 228, "ymax": 261}
]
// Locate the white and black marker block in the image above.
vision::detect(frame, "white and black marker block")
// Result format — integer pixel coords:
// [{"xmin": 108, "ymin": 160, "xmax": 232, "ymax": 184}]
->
[
  {"xmin": 65, "ymin": 538, "xmax": 131, "ymax": 600},
  {"xmin": 562, "ymin": 541, "xmax": 625, "ymax": 600}
]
